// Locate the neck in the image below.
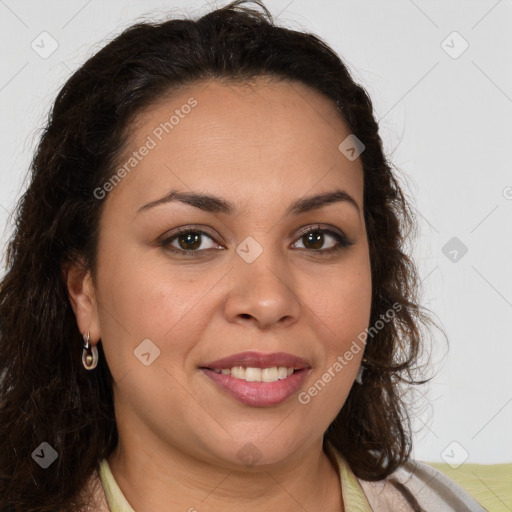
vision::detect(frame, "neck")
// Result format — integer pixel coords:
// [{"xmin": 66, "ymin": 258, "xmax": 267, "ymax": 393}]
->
[{"xmin": 107, "ymin": 436, "xmax": 344, "ymax": 512}]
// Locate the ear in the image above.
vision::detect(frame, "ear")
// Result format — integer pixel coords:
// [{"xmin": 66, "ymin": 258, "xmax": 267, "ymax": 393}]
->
[{"xmin": 62, "ymin": 257, "xmax": 101, "ymax": 345}]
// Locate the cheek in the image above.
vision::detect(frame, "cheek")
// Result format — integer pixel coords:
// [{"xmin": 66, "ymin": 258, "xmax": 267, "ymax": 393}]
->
[
  {"xmin": 298, "ymin": 268, "xmax": 371, "ymax": 421},
  {"xmin": 307, "ymin": 253, "xmax": 372, "ymax": 347},
  {"xmin": 324, "ymin": 280, "xmax": 372, "ymax": 346},
  {"xmin": 300, "ymin": 250, "xmax": 371, "ymax": 413},
  {"xmin": 97, "ymin": 236, "xmax": 196, "ymax": 328},
  {"xmin": 94, "ymin": 246, "xmax": 220, "ymax": 379}
]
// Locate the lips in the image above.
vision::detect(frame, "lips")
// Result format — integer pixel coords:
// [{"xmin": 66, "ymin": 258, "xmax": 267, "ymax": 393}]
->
[
  {"xmin": 200, "ymin": 351, "xmax": 311, "ymax": 371},
  {"xmin": 201, "ymin": 368, "xmax": 310, "ymax": 406},
  {"xmin": 199, "ymin": 351, "xmax": 312, "ymax": 407}
]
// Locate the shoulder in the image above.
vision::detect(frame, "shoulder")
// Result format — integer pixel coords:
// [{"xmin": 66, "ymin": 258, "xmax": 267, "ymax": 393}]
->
[{"xmin": 357, "ymin": 459, "xmax": 488, "ymax": 512}]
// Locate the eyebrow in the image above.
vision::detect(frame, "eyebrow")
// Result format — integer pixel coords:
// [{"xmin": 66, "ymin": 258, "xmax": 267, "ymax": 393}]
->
[{"xmin": 136, "ymin": 188, "xmax": 360, "ymax": 216}]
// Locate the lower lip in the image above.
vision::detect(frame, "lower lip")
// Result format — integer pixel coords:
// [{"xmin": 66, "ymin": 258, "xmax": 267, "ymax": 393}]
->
[{"xmin": 201, "ymin": 368, "xmax": 310, "ymax": 407}]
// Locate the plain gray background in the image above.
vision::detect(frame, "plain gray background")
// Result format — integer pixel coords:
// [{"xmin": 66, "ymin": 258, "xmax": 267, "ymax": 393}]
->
[{"xmin": 1, "ymin": 0, "xmax": 511, "ymax": 464}]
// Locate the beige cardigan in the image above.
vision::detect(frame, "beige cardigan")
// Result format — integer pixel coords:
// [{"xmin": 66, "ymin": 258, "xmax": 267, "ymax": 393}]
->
[{"xmin": 81, "ymin": 443, "xmax": 487, "ymax": 511}]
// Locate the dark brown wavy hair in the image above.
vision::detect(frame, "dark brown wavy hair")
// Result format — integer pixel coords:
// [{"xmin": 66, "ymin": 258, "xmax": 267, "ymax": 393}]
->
[{"xmin": 0, "ymin": 1, "xmax": 444, "ymax": 510}]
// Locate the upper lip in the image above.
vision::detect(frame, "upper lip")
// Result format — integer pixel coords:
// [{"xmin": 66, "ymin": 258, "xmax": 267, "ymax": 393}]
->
[{"xmin": 201, "ymin": 351, "xmax": 311, "ymax": 370}]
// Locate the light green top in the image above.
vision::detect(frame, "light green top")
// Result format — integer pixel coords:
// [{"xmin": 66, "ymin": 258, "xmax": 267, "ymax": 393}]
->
[
  {"xmin": 98, "ymin": 444, "xmax": 372, "ymax": 512},
  {"xmin": 429, "ymin": 462, "xmax": 512, "ymax": 512}
]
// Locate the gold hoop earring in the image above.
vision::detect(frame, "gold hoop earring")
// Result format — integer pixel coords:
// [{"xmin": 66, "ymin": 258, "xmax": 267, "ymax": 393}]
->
[
  {"xmin": 355, "ymin": 358, "xmax": 367, "ymax": 385},
  {"xmin": 82, "ymin": 331, "xmax": 99, "ymax": 370}
]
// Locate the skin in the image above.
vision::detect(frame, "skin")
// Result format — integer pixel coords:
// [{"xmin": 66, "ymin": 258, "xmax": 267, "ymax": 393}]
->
[{"xmin": 65, "ymin": 77, "xmax": 372, "ymax": 512}]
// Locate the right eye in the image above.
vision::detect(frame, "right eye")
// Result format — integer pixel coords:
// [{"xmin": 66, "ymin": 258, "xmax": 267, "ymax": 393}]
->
[{"xmin": 158, "ymin": 227, "xmax": 224, "ymax": 257}]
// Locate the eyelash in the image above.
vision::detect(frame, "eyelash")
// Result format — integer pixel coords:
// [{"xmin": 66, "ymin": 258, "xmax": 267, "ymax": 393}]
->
[{"xmin": 158, "ymin": 225, "xmax": 354, "ymax": 258}]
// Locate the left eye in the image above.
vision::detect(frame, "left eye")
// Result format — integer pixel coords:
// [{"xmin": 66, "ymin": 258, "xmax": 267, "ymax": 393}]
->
[{"xmin": 291, "ymin": 227, "xmax": 353, "ymax": 254}]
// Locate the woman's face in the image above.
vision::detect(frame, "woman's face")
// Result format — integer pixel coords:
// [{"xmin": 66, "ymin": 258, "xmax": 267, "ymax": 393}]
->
[{"xmin": 71, "ymin": 77, "xmax": 372, "ymax": 468}]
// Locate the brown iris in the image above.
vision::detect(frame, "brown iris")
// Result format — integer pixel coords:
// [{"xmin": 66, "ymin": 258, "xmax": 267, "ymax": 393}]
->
[
  {"xmin": 177, "ymin": 232, "xmax": 202, "ymax": 250},
  {"xmin": 302, "ymin": 231, "xmax": 324, "ymax": 250}
]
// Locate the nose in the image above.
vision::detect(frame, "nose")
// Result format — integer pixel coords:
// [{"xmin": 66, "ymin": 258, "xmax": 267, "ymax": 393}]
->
[{"xmin": 223, "ymin": 246, "xmax": 301, "ymax": 330}]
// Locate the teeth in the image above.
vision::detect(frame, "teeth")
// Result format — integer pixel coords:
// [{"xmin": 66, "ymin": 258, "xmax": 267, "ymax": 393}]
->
[
  {"xmin": 231, "ymin": 366, "xmax": 245, "ymax": 379},
  {"xmin": 246, "ymin": 367, "xmax": 261, "ymax": 382},
  {"xmin": 262, "ymin": 367, "xmax": 278, "ymax": 382},
  {"xmin": 211, "ymin": 366, "xmax": 297, "ymax": 382}
]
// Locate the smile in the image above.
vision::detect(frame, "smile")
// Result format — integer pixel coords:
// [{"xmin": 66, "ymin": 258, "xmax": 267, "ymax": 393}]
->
[
  {"xmin": 209, "ymin": 366, "xmax": 296, "ymax": 382},
  {"xmin": 201, "ymin": 367, "xmax": 310, "ymax": 407}
]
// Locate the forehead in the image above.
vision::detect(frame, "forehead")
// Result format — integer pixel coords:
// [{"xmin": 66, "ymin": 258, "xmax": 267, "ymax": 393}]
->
[{"xmin": 106, "ymin": 77, "xmax": 364, "ymax": 217}]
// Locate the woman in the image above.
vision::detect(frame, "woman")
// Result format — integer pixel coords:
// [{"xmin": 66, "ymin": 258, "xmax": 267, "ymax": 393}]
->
[{"xmin": 0, "ymin": 1, "xmax": 487, "ymax": 510}]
